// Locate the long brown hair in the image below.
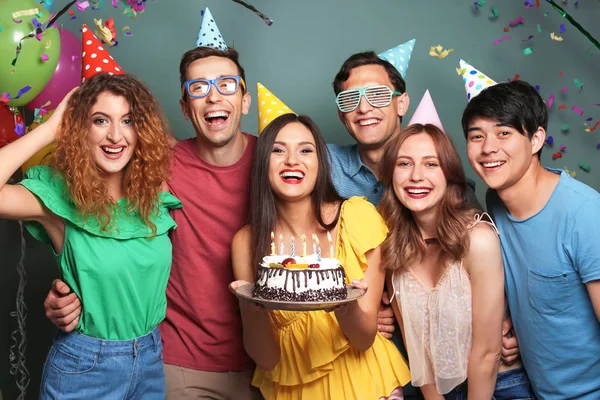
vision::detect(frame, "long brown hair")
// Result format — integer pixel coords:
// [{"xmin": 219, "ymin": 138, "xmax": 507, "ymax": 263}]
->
[
  {"xmin": 51, "ymin": 73, "xmax": 171, "ymax": 235},
  {"xmin": 378, "ymin": 124, "xmax": 479, "ymax": 271},
  {"xmin": 249, "ymin": 114, "xmax": 343, "ymax": 270}
]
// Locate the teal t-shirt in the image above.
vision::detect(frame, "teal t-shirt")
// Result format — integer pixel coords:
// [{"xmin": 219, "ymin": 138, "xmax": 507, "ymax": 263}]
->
[{"xmin": 20, "ymin": 166, "xmax": 182, "ymax": 340}]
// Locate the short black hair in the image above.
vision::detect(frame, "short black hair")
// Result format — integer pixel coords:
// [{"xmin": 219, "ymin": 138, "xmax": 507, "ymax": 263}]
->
[{"xmin": 461, "ymin": 80, "xmax": 547, "ymax": 158}]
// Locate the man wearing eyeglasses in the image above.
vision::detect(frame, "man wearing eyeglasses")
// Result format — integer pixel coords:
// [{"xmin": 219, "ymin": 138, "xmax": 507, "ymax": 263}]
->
[{"xmin": 41, "ymin": 46, "xmax": 261, "ymax": 400}]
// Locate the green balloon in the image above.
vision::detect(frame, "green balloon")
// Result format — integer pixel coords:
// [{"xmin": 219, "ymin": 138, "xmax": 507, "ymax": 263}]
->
[{"xmin": 0, "ymin": 0, "xmax": 61, "ymax": 107}]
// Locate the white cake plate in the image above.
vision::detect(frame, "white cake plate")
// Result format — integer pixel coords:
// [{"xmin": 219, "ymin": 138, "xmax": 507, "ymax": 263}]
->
[{"xmin": 232, "ymin": 283, "xmax": 366, "ymax": 312}]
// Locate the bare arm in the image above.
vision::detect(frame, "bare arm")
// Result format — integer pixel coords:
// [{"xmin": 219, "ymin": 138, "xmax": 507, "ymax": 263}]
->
[
  {"xmin": 465, "ymin": 224, "xmax": 504, "ymax": 400},
  {"xmin": 587, "ymin": 280, "xmax": 600, "ymax": 321},
  {"xmin": 0, "ymin": 89, "xmax": 77, "ymax": 250},
  {"xmin": 335, "ymin": 246, "xmax": 385, "ymax": 352},
  {"xmin": 230, "ymin": 226, "xmax": 280, "ymax": 371}
]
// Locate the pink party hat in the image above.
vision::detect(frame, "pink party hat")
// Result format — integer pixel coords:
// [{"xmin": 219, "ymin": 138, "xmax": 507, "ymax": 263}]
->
[{"xmin": 408, "ymin": 90, "xmax": 444, "ymax": 131}]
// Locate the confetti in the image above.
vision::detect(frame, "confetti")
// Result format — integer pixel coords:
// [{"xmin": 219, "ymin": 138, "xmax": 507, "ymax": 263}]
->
[
  {"xmin": 551, "ymin": 32, "xmax": 563, "ymax": 41},
  {"xmin": 578, "ymin": 162, "xmax": 591, "ymax": 172},
  {"xmin": 504, "ymin": 27, "xmax": 511, "ymax": 32},
  {"xmin": 474, "ymin": 0, "xmax": 486, "ymax": 7},
  {"xmin": 509, "ymin": 16, "xmax": 525, "ymax": 26},
  {"xmin": 547, "ymin": 94, "xmax": 555, "ymax": 108},
  {"xmin": 559, "ymin": 104, "xmax": 566, "ymax": 110},
  {"xmin": 552, "ymin": 151, "xmax": 562, "ymax": 160},
  {"xmin": 77, "ymin": 1, "xmax": 90, "ymax": 11},
  {"xmin": 561, "ymin": 124, "xmax": 570, "ymax": 132},
  {"xmin": 573, "ymin": 78, "xmax": 584, "ymax": 90},
  {"xmin": 41, "ymin": 54, "xmax": 49, "ymax": 61},
  {"xmin": 523, "ymin": 47, "xmax": 533, "ymax": 55},
  {"xmin": 597, "ymin": 144, "xmax": 600, "ymax": 150},
  {"xmin": 571, "ymin": 106, "xmax": 584, "ymax": 115},
  {"xmin": 564, "ymin": 167, "xmax": 576, "ymax": 177},
  {"xmin": 15, "ymin": 124, "xmax": 25, "ymax": 136},
  {"xmin": 8, "ymin": 86, "xmax": 32, "ymax": 100},
  {"xmin": 537, "ymin": 24, "xmax": 542, "ymax": 32},
  {"xmin": 559, "ymin": 72, "xmax": 563, "ymax": 76},
  {"xmin": 489, "ymin": 6, "xmax": 499, "ymax": 19},
  {"xmin": 585, "ymin": 121, "xmax": 600, "ymax": 132},
  {"xmin": 1, "ymin": 93, "xmax": 9, "ymax": 104},
  {"xmin": 494, "ymin": 36, "xmax": 512, "ymax": 45},
  {"xmin": 112, "ymin": 0, "xmax": 118, "ymax": 7},
  {"xmin": 12, "ymin": 8, "xmax": 39, "ymax": 19},
  {"xmin": 0, "ymin": 24, "xmax": 3, "ymax": 33},
  {"xmin": 512, "ymin": 74, "xmax": 521, "ymax": 81},
  {"xmin": 545, "ymin": 136, "xmax": 554, "ymax": 145},
  {"xmin": 429, "ymin": 45, "xmax": 454, "ymax": 59},
  {"xmin": 559, "ymin": 24, "xmax": 566, "ymax": 34},
  {"xmin": 123, "ymin": 26, "xmax": 132, "ymax": 36},
  {"xmin": 522, "ymin": 35, "xmax": 535, "ymax": 42},
  {"xmin": 561, "ymin": 87, "xmax": 568, "ymax": 93},
  {"xmin": 535, "ymin": 85, "xmax": 541, "ymax": 91},
  {"xmin": 524, "ymin": 0, "xmax": 533, "ymax": 7},
  {"xmin": 560, "ymin": 144, "xmax": 567, "ymax": 152}
]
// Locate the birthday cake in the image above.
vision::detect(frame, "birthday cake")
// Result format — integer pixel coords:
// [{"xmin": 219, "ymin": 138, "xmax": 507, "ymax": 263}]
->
[{"xmin": 253, "ymin": 255, "xmax": 348, "ymax": 302}]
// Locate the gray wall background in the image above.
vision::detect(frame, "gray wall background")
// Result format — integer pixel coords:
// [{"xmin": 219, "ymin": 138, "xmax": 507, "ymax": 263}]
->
[{"xmin": 2, "ymin": 0, "xmax": 599, "ymax": 398}]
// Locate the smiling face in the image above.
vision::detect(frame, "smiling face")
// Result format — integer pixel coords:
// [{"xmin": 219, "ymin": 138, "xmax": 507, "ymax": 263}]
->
[
  {"xmin": 338, "ymin": 64, "xmax": 408, "ymax": 150},
  {"xmin": 393, "ymin": 132, "xmax": 447, "ymax": 216},
  {"xmin": 87, "ymin": 91, "xmax": 138, "ymax": 178},
  {"xmin": 466, "ymin": 117, "xmax": 544, "ymax": 192},
  {"xmin": 268, "ymin": 122, "xmax": 319, "ymax": 202},
  {"xmin": 179, "ymin": 56, "xmax": 251, "ymax": 148}
]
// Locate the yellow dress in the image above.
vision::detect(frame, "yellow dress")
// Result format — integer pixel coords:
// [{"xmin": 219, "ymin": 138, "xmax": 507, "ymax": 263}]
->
[{"xmin": 252, "ymin": 196, "xmax": 411, "ymax": 399}]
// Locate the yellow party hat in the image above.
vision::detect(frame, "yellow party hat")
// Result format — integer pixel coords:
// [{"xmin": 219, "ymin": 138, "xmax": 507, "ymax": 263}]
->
[{"xmin": 257, "ymin": 83, "xmax": 296, "ymax": 135}]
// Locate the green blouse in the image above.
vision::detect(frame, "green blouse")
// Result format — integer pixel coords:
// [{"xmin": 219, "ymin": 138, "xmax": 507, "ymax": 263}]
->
[{"xmin": 20, "ymin": 166, "xmax": 182, "ymax": 340}]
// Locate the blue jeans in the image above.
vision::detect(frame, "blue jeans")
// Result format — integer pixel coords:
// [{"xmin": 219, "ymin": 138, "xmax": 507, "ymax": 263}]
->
[
  {"xmin": 444, "ymin": 367, "xmax": 535, "ymax": 400},
  {"xmin": 40, "ymin": 327, "xmax": 165, "ymax": 400}
]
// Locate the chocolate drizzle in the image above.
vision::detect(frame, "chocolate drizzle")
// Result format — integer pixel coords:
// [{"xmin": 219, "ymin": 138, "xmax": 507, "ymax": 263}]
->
[{"xmin": 254, "ymin": 266, "xmax": 348, "ymax": 301}]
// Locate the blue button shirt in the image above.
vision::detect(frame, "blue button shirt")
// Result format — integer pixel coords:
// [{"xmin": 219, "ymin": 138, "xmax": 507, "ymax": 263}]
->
[
  {"xmin": 327, "ymin": 144, "xmax": 384, "ymax": 205},
  {"xmin": 327, "ymin": 143, "xmax": 480, "ymax": 208}
]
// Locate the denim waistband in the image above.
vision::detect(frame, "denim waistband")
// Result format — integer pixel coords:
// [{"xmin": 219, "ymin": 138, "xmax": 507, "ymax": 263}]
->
[{"xmin": 55, "ymin": 326, "xmax": 161, "ymax": 357}]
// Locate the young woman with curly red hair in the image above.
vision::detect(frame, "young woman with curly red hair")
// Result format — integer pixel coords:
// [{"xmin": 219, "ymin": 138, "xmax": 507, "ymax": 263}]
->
[{"xmin": 0, "ymin": 73, "xmax": 181, "ymax": 399}]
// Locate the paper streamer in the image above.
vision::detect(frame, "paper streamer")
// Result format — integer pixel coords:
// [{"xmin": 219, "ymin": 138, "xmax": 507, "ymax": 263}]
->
[
  {"xmin": 231, "ymin": 0, "xmax": 273, "ymax": 25},
  {"xmin": 545, "ymin": 0, "xmax": 600, "ymax": 51}
]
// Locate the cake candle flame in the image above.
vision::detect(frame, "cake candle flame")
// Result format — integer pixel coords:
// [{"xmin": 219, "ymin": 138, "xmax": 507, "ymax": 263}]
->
[
  {"xmin": 302, "ymin": 234, "xmax": 306, "ymax": 257},
  {"xmin": 270, "ymin": 231, "xmax": 276, "ymax": 256},
  {"xmin": 327, "ymin": 231, "xmax": 333, "ymax": 258},
  {"xmin": 279, "ymin": 233, "xmax": 284, "ymax": 255}
]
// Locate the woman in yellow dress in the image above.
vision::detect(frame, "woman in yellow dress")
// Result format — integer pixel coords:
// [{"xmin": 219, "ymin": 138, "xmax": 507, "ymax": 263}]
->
[{"xmin": 230, "ymin": 113, "xmax": 410, "ymax": 399}]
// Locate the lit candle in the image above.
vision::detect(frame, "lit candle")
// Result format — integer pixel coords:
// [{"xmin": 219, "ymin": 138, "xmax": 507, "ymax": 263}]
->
[
  {"xmin": 316, "ymin": 235, "xmax": 321, "ymax": 261},
  {"xmin": 301, "ymin": 234, "xmax": 307, "ymax": 257},
  {"xmin": 270, "ymin": 232, "xmax": 276, "ymax": 255},
  {"xmin": 290, "ymin": 236, "xmax": 295, "ymax": 257},
  {"xmin": 327, "ymin": 231, "xmax": 333, "ymax": 258},
  {"xmin": 279, "ymin": 234, "xmax": 284, "ymax": 255},
  {"xmin": 312, "ymin": 234, "xmax": 317, "ymax": 255}
]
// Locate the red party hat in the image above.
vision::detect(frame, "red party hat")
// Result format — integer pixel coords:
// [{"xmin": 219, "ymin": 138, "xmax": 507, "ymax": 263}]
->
[{"xmin": 81, "ymin": 24, "xmax": 124, "ymax": 83}]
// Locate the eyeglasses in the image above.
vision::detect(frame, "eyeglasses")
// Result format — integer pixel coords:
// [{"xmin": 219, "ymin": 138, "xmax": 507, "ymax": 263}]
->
[
  {"xmin": 182, "ymin": 75, "xmax": 246, "ymax": 99},
  {"xmin": 335, "ymin": 85, "xmax": 402, "ymax": 113}
]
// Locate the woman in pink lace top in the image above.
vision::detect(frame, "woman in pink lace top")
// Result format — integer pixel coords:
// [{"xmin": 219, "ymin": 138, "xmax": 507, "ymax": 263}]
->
[{"xmin": 377, "ymin": 124, "xmax": 535, "ymax": 400}]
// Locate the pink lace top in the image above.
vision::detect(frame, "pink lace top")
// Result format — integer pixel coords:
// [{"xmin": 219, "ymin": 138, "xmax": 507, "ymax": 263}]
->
[{"xmin": 390, "ymin": 214, "xmax": 498, "ymax": 395}]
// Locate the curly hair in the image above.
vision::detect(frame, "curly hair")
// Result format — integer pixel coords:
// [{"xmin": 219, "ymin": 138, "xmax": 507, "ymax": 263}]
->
[
  {"xmin": 51, "ymin": 73, "xmax": 171, "ymax": 236},
  {"xmin": 378, "ymin": 124, "xmax": 480, "ymax": 271}
]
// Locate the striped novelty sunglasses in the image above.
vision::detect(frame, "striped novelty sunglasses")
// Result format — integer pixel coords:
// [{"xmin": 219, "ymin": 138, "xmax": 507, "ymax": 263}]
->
[{"xmin": 335, "ymin": 85, "xmax": 402, "ymax": 113}]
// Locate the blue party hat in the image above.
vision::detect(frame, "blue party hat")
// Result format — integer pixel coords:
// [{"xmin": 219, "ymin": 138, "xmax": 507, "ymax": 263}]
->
[
  {"xmin": 195, "ymin": 8, "xmax": 227, "ymax": 50},
  {"xmin": 378, "ymin": 38, "xmax": 416, "ymax": 79}
]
